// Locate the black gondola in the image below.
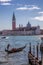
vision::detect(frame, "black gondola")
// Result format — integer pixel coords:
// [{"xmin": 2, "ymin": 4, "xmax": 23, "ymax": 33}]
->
[{"xmin": 5, "ymin": 44, "xmax": 26, "ymax": 54}]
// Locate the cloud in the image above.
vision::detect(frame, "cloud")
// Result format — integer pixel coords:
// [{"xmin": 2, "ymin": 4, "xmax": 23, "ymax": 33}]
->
[
  {"xmin": 38, "ymin": 11, "xmax": 43, "ymax": 14},
  {"xmin": 16, "ymin": 4, "xmax": 37, "ymax": 7},
  {"xmin": 32, "ymin": 16, "xmax": 43, "ymax": 21},
  {"xmin": 1, "ymin": 2, "xmax": 11, "ymax": 5},
  {"xmin": 0, "ymin": 0, "xmax": 11, "ymax": 2},
  {"xmin": 24, "ymin": 4, "xmax": 36, "ymax": 7},
  {"xmin": 16, "ymin": 6, "xmax": 40, "ymax": 10},
  {"xmin": 0, "ymin": 0, "xmax": 12, "ymax": 5}
]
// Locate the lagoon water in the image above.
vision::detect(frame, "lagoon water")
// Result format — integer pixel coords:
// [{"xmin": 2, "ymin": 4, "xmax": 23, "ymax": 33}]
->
[{"xmin": 0, "ymin": 35, "xmax": 42, "ymax": 65}]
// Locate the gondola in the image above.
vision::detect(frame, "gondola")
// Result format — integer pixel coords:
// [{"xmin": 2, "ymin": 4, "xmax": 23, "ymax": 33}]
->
[{"xmin": 5, "ymin": 44, "xmax": 26, "ymax": 54}]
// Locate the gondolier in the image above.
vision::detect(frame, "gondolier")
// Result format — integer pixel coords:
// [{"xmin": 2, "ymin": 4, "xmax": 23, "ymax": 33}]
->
[{"xmin": 7, "ymin": 44, "xmax": 10, "ymax": 50}]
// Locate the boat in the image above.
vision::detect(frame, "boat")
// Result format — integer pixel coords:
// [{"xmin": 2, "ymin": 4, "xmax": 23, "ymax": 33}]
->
[
  {"xmin": 1, "ymin": 36, "xmax": 6, "ymax": 39},
  {"xmin": 5, "ymin": 44, "xmax": 26, "ymax": 54}
]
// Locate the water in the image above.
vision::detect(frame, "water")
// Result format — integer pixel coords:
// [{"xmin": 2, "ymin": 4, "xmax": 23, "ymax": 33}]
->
[{"xmin": 0, "ymin": 35, "xmax": 42, "ymax": 65}]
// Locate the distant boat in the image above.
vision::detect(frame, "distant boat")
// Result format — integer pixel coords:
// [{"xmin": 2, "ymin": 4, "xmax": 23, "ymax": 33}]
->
[
  {"xmin": 1, "ymin": 36, "xmax": 6, "ymax": 39},
  {"xmin": 5, "ymin": 44, "xmax": 26, "ymax": 54},
  {"xmin": 1, "ymin": 36, "xmax": 9, "ymax": 39}
]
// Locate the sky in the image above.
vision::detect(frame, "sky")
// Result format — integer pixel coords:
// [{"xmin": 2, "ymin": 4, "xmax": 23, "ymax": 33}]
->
[{"xmin": 0, "ymin": 0, "xmax": 43, "ymax": 30}]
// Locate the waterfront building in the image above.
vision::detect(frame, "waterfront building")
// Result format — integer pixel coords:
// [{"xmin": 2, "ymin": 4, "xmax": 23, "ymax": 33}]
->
[
  {"xmin": 35, "ymin": 26, "xmax": 41, "ymax": 34},
  {"xmin": 29, "ymin": 26, "xmax": 40, "ymax": 35},
  {"xmin": 1, "ymin": 13, "xmax": 41, "ymax": 35},
  {"xmin": 41, "ymin": 29, "xmax": 43, "ymax": 34},
  {"xmin": 2, "ymin": 26, "xmax": 41, "ymax": 35}
]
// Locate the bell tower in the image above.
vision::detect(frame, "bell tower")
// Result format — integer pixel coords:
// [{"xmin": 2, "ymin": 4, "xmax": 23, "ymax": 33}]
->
[{"xmin": 12, "ymin": 12, "xmax": 16, "ymax": 30}]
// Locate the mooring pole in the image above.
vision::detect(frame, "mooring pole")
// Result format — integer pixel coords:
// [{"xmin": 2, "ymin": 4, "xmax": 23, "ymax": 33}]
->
[
  {"xmin": 29, "ymin": 43, "xmax": 31, "ymax": 53},
  {"xmin": 40, "ymin": 43, "xmax": 43, "ymax": 65},
  {"xmin": 41, "ymin": 53, "xmax": 43, "ymax": 65},
  {"xmin": 33, "ymin": 45, "xmax": 35, "ymax": 56},
  {"xmin": 36, "ymin": 43, "xmax": 39, "ymax": 59}
]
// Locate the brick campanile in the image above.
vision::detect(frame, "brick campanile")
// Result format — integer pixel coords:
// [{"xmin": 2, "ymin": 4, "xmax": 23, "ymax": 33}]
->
[{"xmin": 12, "ymin": 13, "xmax": 16, "ymax": 30}]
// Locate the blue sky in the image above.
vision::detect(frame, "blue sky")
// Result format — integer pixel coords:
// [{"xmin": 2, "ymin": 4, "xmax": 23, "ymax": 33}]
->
[{"xmin": 0, "ymin": 0, "xmax": 43, "ymax": 30}]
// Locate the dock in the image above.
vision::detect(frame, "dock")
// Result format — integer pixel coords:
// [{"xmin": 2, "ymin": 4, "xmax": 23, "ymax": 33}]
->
[{"xmin": 28, "ymin": 43, "xmax": 42, "ymax": 65}]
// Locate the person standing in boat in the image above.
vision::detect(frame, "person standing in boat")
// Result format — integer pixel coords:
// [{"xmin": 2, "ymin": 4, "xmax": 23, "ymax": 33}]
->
[{"xmin": 7, "ymin": 44, "xmax": 10, "ymax": 50}]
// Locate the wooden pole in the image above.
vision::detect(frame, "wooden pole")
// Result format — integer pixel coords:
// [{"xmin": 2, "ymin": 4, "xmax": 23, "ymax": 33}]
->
[
  {"xmin": 33, "ymin": 45, "xmax": 35, "ymax": 56},
  {"xmin": 37, "ymin": 44, "xmax": 38, "ymax": 59},
  {"xmin": 40, "ymin": 43, "xmax": 43, "ymax": 65},
  {"xmin": 29, "ymin": 43, "xmax": 31, "ymax": 53},
  {"xmin": 36, "ymin": 43, "xmax": 39, "ymax": 59},
  {"xmin": 40, "ymin": 51, "xmax": 43, "ymax": 65}
]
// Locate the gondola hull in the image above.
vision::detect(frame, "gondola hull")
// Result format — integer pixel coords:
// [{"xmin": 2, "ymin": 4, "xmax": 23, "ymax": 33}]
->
[{"xmin": 5, "ymin": 45, "xmax": 26, "ymax": 54}]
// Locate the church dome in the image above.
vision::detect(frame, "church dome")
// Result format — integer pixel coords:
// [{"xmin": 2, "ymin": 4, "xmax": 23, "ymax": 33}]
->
[{"xmin": 26, "ymin": 21, "xmax": 31, "ymax": 28}]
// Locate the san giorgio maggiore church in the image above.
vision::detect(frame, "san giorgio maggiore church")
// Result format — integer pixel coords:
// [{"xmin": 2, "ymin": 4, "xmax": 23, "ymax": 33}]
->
[{"xmin": 1, "ymin": 13, "xmax": 41, "ymax": 35}]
